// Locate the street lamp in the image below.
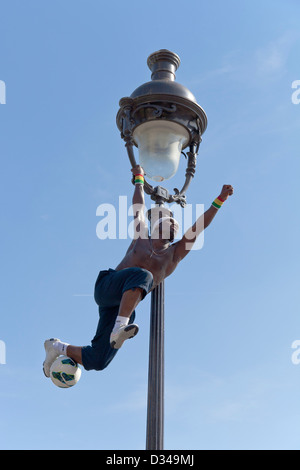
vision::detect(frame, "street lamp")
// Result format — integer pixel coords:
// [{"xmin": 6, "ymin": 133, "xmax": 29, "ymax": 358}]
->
[
  {"xmin": 116, "ymin": 49, "xmax": 207, "ymax": 450},
  {"xmin": 117, "ymin": 49, "xmax": 207, "ymax": 208}
]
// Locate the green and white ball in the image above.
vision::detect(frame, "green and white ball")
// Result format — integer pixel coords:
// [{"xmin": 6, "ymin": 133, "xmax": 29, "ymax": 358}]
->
[{"xmin": 50, "ymin": 355, "xmax": 82, "ymax": 388}]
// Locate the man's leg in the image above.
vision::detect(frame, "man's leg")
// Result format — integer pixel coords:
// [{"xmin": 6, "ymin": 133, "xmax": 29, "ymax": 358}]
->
[
  {"xmin": 118, "ymin": 287, "xmax": 143, "ymax": 317},
  {"xmin": 66, "ymin": 346, "xmax": 83, "ymax": 365},
  {"xmin": 44, "ymin": 268, "xmax": 153, "ymax": 375},
  {"xmin": 109, "ymin": 287, "xmax": 144, "ymax": 350},
  {"xmin": 63, "ymin": 289, "xmax": 144, "ymax": 364},
  {"xmin": 44, "ymin": 288, "xmax": 144, "ymax": 373},
  {"xmin": 104, "ymin": 268, "xmax": 153, "ymax": 349}
]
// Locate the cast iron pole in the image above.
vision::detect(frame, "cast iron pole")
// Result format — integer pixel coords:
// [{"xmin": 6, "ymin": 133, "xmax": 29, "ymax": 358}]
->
[
  {"xmin": 146, "ymin": 281, "xmax": 165, "ymax": 450},
  {"xmin": 146, "ymin": 206, "xmax": 169, "ymax": 450}
]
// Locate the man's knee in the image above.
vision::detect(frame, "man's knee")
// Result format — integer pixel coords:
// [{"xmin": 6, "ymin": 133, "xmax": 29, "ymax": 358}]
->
[
  {"xmin": 82, "ymin": 346, "xmax": 116, "ymax": 372},
  {"xmin": 122, "ymin": 268, "xmax": 153, "ymax": 299},
  {"xmin": 136, "ymin": 268, "xmax": 153, "ymax": 290},
  {"xmin": 93, "ymin": 358, "xmax": 108, "ymax": 371},
  {"xmin": 142, "ymin": 268, "xmax": 153, "ymax": 284},
  {"xmin": 142, "ymin": 269, "xmax": 154, "ymax": 294}
]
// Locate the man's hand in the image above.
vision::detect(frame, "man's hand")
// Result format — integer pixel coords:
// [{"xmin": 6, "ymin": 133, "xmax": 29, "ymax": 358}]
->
[
  {"xmin": 131, "ymin": 165, "xmax": 145, "ymax": 177},
  {"xmin": 219, "ymin": 184, "xmax": 234, "ymax": 201},
  {"xmin": 173, "ymin": 184, "xmax": 234, "ymax": 262}
]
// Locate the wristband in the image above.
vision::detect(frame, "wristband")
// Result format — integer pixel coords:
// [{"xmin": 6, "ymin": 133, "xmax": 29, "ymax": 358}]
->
[
  {"xmin": 212, "ymin": 196, "xmax": 225, "ymax": 209},
  {"xmin": 134, "ymin": 174, "xmax": 144, "ymax": 185}
]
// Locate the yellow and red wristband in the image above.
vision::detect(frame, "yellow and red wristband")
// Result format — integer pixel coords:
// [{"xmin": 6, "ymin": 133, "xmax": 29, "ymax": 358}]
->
[
  {"xmin": 212, "ymin": 195, "xmax": 225, "ymax": 209},
  {"xmin": 134, "ymin": 174, "xmax": 144, "ymax": 185}
]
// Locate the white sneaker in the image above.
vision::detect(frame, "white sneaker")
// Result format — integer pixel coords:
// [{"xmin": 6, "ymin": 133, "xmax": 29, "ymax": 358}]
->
[
  {"xmin": 43, "ymin": 338, "xmax": 60, "ymax": 378},
  {"xmin": 110, "ymin": 324, "xmax": 139, "ymax": 350}
]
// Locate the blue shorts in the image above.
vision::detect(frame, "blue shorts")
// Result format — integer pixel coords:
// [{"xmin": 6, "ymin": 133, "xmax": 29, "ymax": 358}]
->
[{"xmin": 81, "ymin": 267, "xmax": 153, "ymax": 371}]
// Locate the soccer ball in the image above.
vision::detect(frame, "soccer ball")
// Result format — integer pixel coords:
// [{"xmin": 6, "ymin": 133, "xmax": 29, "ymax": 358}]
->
[{"xmin": 50, "ymin": 355, "xmax": 82, "ymax": 388}]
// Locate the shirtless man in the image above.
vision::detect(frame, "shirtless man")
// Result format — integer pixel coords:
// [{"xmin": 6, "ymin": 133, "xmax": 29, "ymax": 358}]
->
[{"xmin": 43, "ymin": 166, "xmax": 233, "ymax": 376}]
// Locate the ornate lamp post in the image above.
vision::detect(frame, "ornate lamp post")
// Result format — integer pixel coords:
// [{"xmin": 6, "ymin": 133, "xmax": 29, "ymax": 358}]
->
[{"xmin": 116, "ymin": 49, "xmax": 207, "ymax": 450}]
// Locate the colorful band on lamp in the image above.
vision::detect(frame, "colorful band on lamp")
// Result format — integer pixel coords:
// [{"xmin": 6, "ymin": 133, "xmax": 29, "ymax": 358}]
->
[{"xmin": 212, "ymin": 196, "xmax": 225, "ymax": 209}]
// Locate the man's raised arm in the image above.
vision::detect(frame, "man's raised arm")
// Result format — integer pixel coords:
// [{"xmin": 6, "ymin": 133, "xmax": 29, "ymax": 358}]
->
[
  {"xmin": 173, "ymin": 185, "xmax": 234, "ymax": 261},
  {"xmin": 131, "ymin": 166, "xmax": 148, "ymax": 239}
]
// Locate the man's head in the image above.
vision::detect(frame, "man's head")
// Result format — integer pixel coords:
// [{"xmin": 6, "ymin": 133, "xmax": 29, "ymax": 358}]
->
[{"xmin": 150, "ymin": 216, "xmax": 179, "ymax": 243}]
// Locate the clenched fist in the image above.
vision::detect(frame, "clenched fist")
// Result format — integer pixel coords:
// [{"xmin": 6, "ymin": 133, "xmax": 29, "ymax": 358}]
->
[
  {"xmin": 219, "ymin": 185, "xmax": 234, "ymax": 201},
  {"xmin": 131, "ymin": 165, "xmax": 145, "ymax": 177}
]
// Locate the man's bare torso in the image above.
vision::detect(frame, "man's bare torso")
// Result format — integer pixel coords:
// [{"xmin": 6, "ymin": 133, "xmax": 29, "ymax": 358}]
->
[{"xmin": 115, "ymin": 237, "xmax": 179, "ymax": 289}]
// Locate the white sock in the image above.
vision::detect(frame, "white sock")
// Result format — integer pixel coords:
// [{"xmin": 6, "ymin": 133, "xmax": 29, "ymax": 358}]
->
[
  {"xmin": 113, "ymin": 316, "xmax": 129, "ymax": 333},
  {"xmin": 52, "ymin": 341, "xmax": 69, "ymax": 355}
]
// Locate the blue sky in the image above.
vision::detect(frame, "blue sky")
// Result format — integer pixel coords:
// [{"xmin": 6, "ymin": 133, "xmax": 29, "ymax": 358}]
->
[{"xmin": 1, "ymin": 0, "xmax": 300, "ymax": 450}]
